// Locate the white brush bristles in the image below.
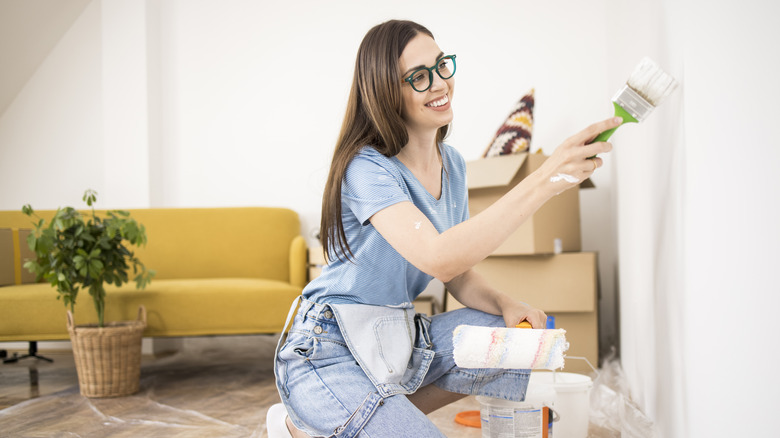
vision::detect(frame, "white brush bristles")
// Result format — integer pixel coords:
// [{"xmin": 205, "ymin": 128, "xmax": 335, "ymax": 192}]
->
[{"xmin": 626, "ymin": 57, "xmax": 679, "ymax": 107}]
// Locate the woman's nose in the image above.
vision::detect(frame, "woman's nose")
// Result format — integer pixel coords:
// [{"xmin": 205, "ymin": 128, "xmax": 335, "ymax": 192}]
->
[{"xmin": 429, "ymin": 71, "xmax": 448, "ymax": 92}]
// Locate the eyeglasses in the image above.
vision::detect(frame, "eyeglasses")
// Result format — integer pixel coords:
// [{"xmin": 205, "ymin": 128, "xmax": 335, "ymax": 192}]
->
[{"xmin": 402, "ymin": 54, "xmax": 457, "ymax": 93}]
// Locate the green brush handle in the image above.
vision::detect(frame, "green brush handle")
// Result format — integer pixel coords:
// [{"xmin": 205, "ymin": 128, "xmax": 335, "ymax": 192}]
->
[{"xmin": 588, "ymin": 102, "xmax": 639, "ymax": 158}]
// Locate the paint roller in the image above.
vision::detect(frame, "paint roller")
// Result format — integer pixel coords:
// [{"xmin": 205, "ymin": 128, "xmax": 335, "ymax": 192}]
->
[{"xmin": 452, "ymin": 321, "xmax": 568, "ymax": 370}]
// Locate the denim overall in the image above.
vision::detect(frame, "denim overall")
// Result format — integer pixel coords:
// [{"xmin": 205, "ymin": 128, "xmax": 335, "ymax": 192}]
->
[{"xmin": 273, "ymin": 297, "xmax": 530, "ymax": 437}]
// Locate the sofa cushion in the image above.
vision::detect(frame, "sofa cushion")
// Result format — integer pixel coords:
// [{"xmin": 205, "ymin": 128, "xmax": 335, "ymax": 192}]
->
[
  {"xmin": 127, "ymin": 208, "xmax": 301, "ymax": 282},
  {"xmin": 0, "ymin": 207, "xmax": 302, "ymax": 283},
  {"xmin": 482, "ymin": 88, "xmax": 535, "ymax": 157},
  {"xmin": 0, "ymin": 279, "xmax": 301, "ymax": 340}
]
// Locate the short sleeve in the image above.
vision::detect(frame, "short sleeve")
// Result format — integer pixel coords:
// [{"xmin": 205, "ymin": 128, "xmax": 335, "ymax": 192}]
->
[{"xmin": 343, "ymin": 149, "xmax": 410, "ymax": 225}]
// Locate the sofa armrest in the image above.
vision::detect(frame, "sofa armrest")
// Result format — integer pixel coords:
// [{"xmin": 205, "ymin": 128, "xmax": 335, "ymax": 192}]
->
[{"xmin": 289, "ymin": 235, "xmax": 307, "ymax": 289}]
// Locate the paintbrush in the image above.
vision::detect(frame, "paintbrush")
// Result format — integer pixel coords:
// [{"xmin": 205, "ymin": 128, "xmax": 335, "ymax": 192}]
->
[{"xmin": 592, "ymin": 57, "xmax": 679, "ymax": 143}]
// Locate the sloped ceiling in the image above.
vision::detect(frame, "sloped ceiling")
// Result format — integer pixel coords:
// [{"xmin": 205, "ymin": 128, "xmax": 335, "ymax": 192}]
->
[{"xmin": 0, "ymin": 0, "xmax": 92, "ymax": 116}]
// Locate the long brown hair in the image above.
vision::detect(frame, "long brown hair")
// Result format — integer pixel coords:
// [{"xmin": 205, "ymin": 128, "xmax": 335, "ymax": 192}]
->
[{"xmin": 320, "ymin": 20, "xmax": 450, "ymax": 261}]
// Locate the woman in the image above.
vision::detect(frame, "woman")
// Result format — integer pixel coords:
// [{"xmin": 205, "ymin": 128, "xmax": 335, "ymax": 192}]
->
[{"xmin": 268, "ymin": 19, "xmax": 617, "ymax": 437}]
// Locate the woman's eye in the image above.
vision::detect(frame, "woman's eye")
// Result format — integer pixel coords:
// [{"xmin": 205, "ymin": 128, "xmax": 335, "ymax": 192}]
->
[{"xmin": 411, "ymin": 72, "xmax": 426, "ymax": 82}]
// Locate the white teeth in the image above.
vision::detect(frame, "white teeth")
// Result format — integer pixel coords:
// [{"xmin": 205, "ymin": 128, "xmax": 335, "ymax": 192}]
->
[{"xmin": 426, "ymin": 95, "xmax": 449, "ymax": 107}]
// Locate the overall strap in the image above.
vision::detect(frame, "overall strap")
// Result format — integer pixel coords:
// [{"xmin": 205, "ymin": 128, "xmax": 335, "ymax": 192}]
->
[{"xmin": 275, "ymin": 295, "xmax": 302, "ymax": 357}]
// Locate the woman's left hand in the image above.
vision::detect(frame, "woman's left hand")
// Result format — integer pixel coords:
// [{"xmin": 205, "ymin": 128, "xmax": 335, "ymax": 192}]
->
[{"xmin": 500, "ymin": 299, "xmax": 547, "ymax": 329}]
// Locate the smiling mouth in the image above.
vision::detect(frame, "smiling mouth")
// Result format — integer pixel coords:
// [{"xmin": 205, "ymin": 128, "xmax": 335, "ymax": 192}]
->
[{"xmin": 425, "ymin": 95, "xmax": 449, "ymax": 108}]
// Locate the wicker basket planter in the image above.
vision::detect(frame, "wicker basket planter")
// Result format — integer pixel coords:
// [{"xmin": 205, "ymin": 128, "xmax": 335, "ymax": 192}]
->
[{"xmin": 67, "ymin": 306, "xmax": 146, "ymax": 398}]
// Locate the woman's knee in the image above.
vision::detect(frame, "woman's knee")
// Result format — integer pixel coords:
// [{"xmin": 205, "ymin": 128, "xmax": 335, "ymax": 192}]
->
[{"xmin": 429, "ymin": 307, "xmax": 504, "ymax": 350}]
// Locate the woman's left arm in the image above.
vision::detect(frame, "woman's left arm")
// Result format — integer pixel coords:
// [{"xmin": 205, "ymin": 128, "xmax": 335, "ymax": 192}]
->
[{"xmin": 445, "ymin": 268, "xmax": 547, "ymax": 329}]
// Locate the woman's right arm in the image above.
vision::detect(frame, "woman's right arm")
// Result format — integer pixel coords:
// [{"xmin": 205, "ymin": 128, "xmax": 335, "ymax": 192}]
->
[{"xmin": 369, "ymin": 117, "xmax": 620, "ymax": 282}]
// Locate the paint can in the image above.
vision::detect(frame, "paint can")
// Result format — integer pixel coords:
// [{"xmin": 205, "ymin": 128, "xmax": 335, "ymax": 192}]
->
[
  {"xmin": 529, "ymin": 372, "xmax": 593, "ymax": 438},
  {"xmin": 476, "ymin": 384, "xmax": 557, "ymax": 438}
]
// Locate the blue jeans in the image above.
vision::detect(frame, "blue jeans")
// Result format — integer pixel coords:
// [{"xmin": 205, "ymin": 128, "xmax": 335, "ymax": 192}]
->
[{"xmin": 274, "ymin": 299, "xmax": 530, "ymax": 437}]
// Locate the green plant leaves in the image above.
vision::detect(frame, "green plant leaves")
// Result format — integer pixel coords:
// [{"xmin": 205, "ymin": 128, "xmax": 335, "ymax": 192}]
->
[
  {"xmin": 82, "ymin": 189, "xmax": 97, "ymax": 207},
  {"xmin": 21, "ymin": 189, "xmax": 154, "ymax": 327}
]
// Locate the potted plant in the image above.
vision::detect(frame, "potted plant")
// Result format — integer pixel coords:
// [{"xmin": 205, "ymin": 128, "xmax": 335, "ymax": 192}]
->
[{"xmin": 23, "ymin": 189, "xmax": 155, "ymax": 397}]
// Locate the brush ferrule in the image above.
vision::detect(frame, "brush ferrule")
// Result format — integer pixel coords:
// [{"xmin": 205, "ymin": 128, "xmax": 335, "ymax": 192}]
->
[{"xmin": 612, "ymin": 84, "xmax": 654, "ymax": 122}]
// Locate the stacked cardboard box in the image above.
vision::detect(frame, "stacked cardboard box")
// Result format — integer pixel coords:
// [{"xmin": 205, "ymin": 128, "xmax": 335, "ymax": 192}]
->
[
  {"xmin": 307, "ymin": 246, "xmax": 327, "ymax": 282},
  {"xmin": 445, "ymin": 153, "xmax": 600, "ymax": 374},
  {"xmin": 0, "ymin": 228, "xmax": 37, "ymax": 287}
]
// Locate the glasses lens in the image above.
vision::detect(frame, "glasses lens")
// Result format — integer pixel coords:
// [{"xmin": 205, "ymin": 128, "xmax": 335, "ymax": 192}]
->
[
  {"xmin": 408, "ymin": 69, "xmax": 431, "ymax": 92},
  {"xmin": 437, "ymin": 56, "xmax": 456, "ymax": 80}
]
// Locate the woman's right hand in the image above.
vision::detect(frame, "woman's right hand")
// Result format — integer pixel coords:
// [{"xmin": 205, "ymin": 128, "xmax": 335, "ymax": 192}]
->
[{"xmin": 534, "ymin": 116, "xmax": 621, "ymax": 196}]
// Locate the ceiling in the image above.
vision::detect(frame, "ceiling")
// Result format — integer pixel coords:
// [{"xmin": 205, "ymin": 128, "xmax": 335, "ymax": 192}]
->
[{"xmin": 0, "ymin": 0, "xmax": 92, "ymax": 116}]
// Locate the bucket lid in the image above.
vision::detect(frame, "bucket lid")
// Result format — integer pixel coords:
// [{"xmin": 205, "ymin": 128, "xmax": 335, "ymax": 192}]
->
[
  {"xmin": 476, "ymin": 381, "xmax": 556, "ymax": 407},
  {"xmin": 525, "ymin": 382, "xmax": 556, "ymax": 404},
  {"xmin": 529, "ymin": 371, "xmax": 593, "ymax": 393},
  {"xmin": 476, "ymin": 392, "xmax": 554, "ymax": 408}
]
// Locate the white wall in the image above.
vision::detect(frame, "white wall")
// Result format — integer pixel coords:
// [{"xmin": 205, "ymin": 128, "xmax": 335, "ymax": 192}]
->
[
  {"xmin": 680, "ymin": 1, "xmax": 780, "ymax": 436},
  {"xmin": 151, "ymin": 0, "xmax": 612, "ymax": 238},
  {"xmin": 101, "ymin": 0, "xmax": 152, "ymax": 206},
  {"xmin": 609, "ymin": 0, "xmax": 780, "ymax": 436},
  {"xmin": 606, "ymin": 0, "xmax": 686, "ymax": 434},
  {"xmin": 0, "ymin": 0, "xmax": 103, "ymax": 210},
  {"xmin": 0, "ymin": 0, "xmax": 612, "ymax": 226}
]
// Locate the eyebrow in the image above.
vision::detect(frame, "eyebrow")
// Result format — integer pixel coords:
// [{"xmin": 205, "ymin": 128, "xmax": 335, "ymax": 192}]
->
[{"xmin": 402, "ymin": 52, "xmax": 445, "ymax": 77}]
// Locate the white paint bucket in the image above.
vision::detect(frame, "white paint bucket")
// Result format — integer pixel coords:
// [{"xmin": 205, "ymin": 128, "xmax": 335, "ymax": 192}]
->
[
  {"xmin": 476, "ymin": 383, "xmax": 556, "ymax": 438},
  {"xmin": 529, "ymin": 371, "xmax": 593, "ymax": 438}
]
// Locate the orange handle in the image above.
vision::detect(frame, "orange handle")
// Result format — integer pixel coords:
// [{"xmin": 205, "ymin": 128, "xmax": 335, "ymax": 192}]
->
[
  {"xmin": 516, "ymin": 321, "xmax": 533, "ymax": 329},
  {"xmin": 454, "ymin": 410, "xmax": 481, "ymax": 428}
]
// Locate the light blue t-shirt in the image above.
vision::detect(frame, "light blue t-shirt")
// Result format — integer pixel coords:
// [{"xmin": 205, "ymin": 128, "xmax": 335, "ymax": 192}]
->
[{"xmin": 304, "ymin": 144, "xmax": 470, "ymax": 306}]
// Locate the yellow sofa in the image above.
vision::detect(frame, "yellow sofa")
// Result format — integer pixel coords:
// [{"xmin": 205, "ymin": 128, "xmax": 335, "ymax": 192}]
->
[{"xmin": 0, "ymin": 207, "xmax": 306, "ymax": 342}]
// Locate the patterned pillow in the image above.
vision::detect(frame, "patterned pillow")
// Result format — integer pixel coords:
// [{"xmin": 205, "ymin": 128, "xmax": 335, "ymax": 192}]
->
[{"xmin": 482, "ymin": 88, "xmax": 534, "ymax": 157}]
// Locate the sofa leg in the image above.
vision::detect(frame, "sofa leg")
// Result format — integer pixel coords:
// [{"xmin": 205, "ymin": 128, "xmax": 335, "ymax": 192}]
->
[{"xmin": 3, "ymin": 341, "xmax": 53, "ymax": 364}]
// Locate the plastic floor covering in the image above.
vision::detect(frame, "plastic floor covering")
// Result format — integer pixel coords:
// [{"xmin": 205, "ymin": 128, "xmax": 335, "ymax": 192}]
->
[
  {"xmin": 0, "ymin": 335, "xmax": 484, "ymax": 437},
  {"xmin": 0, "ymin": 334, "xmax": 640, "ymax": 437}
]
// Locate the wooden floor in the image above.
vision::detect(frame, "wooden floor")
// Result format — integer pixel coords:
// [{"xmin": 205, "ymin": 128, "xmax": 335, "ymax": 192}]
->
[{"xmin": 0, "ymin": 335, "xmax": 483, "ymax": 437}]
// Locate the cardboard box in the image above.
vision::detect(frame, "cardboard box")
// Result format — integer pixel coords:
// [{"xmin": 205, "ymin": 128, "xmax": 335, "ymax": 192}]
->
[
  {"xmin": 472, "ymin": 252, "xmax": 597, "ymax": 312},
  {"xmin": 467, "ymin": 153, "xmax": 593, "ymax": 255},
  {"xmin": 307, "ymin": 247, "xmax": 327, "ymax": 282},
  {"xmin": 412, "ymin": 295, "xmax": 435, "ymax": 315},
  {"xmin": 545, "ymin": 311, "xmax": 599, "ymax": 375},
  {"xmin": 0, "ymin": 228, "xmax": 37, "ymax": 286},
  {"xmin": 444, "ymin": 253, "xmax": 598, "ymax": 313},
  {"xmin": 445, "ymin": 252, "xmax": 599, "ymax": 374}
]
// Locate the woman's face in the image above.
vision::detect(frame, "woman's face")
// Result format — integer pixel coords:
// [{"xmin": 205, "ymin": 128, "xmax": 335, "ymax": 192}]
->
[{"xmin": 398, "ymin": 34, "xmax": 454, "ymax": 136}]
